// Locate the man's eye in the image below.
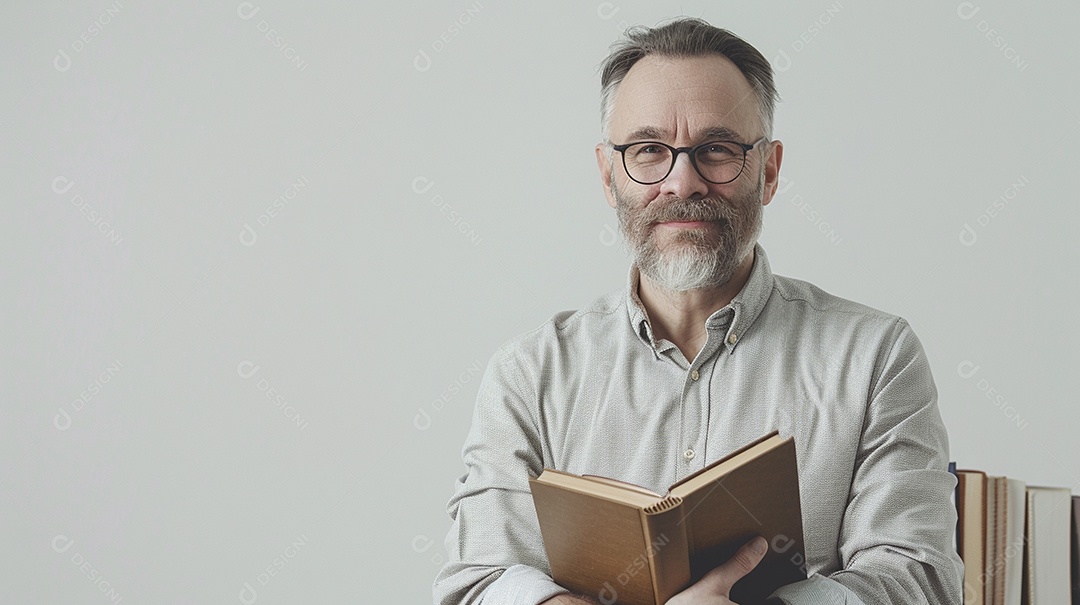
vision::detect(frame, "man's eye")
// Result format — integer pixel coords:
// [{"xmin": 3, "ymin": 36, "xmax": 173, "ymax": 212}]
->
[
  {"xmin": 637, "ymin": 145, "xmax": 665, "ymax": 155},
  {"xmin": 702, "ymin": 143, "xmax": 737, "ymax": 156}
]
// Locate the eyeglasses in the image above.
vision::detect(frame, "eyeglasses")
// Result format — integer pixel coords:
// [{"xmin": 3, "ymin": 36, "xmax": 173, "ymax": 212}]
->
[{"xmin": 611, "ymin": 137, "xmax": 769, "ymax": 185}]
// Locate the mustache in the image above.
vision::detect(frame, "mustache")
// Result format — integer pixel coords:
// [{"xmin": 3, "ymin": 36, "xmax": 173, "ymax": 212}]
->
[{"xmin": 643, "ymin": 198, "xmax": 735, "ymax": 225}]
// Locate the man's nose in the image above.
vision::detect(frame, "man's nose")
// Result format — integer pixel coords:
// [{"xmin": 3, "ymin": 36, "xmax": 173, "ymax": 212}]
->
[{"xmin": 659, "ymin": 152, "xmax": 710, "ymax": 200}]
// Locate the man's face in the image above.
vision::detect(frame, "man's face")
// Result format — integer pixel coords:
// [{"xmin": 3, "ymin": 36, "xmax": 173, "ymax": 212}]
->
[
  {"xmin": 612, "ymin": 158, "xmax": 764, "ymax": 292},
  {"xmin": 597, "ymin": 55, "xmax": 780, "ymax": 292}
]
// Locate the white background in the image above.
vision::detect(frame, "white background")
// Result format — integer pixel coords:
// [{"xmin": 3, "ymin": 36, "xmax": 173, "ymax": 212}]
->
[{"xmin": 2, "ymin": 1, "xmax": 1077, "ymax": 603}]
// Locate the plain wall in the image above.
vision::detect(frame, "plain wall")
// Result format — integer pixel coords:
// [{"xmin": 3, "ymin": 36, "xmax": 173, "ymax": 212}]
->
[{"xmin": 2, "ymin": 1, "xmax": 1077, "ymax": 603}]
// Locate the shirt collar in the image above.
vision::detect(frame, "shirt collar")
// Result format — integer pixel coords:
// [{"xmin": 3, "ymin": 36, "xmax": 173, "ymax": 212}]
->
[{"xmin": 625, "ymin": 243, "xmax": 775, "ymax": 354}]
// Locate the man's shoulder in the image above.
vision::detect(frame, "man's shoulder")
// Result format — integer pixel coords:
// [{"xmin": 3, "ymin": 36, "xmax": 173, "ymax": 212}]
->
[
  {"xmin": 494, "ymin": 288, "xmax": 626, "ymax": 356},
  {"xmin": 768, "ymin": 272, "xmax": 907, "ymax": 330}
]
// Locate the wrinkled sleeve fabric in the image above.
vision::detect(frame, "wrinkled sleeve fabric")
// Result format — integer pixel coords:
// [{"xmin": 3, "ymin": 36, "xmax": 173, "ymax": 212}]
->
[
  {"xmin": 769, "ymin": 574, "xmax": 867, "ymax": 604},
  {"xmin": 788, "ymin": 319, "xmax": 963, "ymax": 605},
  {"xmin": 432, "ymin": 344, "xmax": 569, "ymax": 605}
]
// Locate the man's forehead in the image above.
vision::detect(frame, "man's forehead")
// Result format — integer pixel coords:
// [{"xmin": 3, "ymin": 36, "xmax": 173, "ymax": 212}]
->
[{"xmin": 610, "ymin": 54, "xmax": 759, "ymax": 142}]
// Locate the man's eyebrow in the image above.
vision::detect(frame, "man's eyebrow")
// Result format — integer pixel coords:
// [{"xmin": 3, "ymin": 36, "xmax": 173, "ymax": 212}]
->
[
  {"xmin": 622, "ymin": 125, "xmax": 747, "ymax": 143},
  {"xmin": 700, "ymin": 126, "xmax": 745, "ymax": 142},
  {"xmin": 623, "ymin": 126, "xmax": 667, "ymax": 142}
]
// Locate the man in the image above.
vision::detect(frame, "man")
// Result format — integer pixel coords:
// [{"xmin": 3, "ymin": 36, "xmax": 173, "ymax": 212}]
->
[{"xmin": 434, "ymin": 18, "xmax": 964, "ymax": 605}]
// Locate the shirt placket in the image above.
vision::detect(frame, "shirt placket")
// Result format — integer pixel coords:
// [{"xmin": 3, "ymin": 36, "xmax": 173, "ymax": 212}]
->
[{"xmin": 676, "ymin": 320, "xmax": 729, "ymax": 479}]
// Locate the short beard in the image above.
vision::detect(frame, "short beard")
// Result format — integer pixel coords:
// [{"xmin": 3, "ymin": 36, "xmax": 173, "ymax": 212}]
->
[{"xmin": 613, "ymin": 170, "xmax": 764, "ymax": 293}]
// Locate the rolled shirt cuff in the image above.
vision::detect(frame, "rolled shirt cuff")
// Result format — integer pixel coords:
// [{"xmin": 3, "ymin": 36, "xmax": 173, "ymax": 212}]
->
[
  {"xmin": 479, "ymin": 564, "xmax": 571, "ymax": 605},
  {"xmin": 769, "ymin": 574, "xmax": 867, "ymax": 605},
  {"xmin": 477, "ymin": 565, "xmax": 867, "ymax": 605}
]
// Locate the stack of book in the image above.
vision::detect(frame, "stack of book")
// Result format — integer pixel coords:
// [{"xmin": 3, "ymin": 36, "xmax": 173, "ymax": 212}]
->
[{"xmin": 952, "ymin": 463, "xmax": 1080, "ymax": 604}]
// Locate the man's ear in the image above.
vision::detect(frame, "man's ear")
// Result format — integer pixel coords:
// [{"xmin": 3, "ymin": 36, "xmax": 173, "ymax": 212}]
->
[
  {"xmin": 760, "ymin": 140, "xmax": 784, "ymax": 207},
  {"xmin": 595, "ymin": 143, "xmax": 617, "ymax": 209}
]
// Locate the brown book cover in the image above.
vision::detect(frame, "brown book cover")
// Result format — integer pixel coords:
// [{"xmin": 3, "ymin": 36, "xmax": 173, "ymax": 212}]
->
[
  {"xmin": 989, "ymin": 475, "xmax": 1009, "ymax": 605},
  {"xmin": 1071, "ymin": 496, "xmax": 1079, "ymax": 605},
  {"xmin": 957, "ymin": 470, "xmax": 988, "ymax": 605},
  {"xmin": 529, "ymin": 432, "xmax": 805, "ymax": 605},
  {"xmin": 986, "ymin": 475, "xmax": 999, "ymax": 605}
]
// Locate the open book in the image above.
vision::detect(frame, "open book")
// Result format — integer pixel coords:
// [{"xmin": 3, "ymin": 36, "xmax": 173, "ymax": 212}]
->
[{"xmin": 529, "ymin": 432, "xmax": 806, "ymax": 605}]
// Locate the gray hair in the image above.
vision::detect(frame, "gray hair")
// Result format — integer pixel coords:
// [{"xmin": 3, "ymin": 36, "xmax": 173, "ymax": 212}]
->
[{"xmin": 598, "ymin": 18, "xmax": 779, "ymax": 143}]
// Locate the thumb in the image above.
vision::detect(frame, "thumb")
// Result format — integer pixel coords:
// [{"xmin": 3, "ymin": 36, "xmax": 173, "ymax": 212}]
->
[{"xmin": 703, "ymin": 536, "xmax": 769, "ymax": 597}]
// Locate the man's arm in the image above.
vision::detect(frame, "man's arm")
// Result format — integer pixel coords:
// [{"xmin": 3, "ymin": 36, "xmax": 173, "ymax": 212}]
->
[
  {"xmin": 770, "ymin": 319, "xmax": 965, "ymax": 604},
  {"xmin": 539, "ymin": 596, "xmax": 598, "ymax": 605},
  {"xmin": 539, "ymin": 537, "xmax": 769, "ymax": 605},
  {"xmin": 433, "ymin": 344, "xmax": 571, "ymax": 605}
]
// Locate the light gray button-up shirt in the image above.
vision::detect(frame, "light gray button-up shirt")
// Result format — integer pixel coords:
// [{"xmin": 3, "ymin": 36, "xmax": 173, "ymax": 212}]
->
[{"xmin": 433, "ymin": 245, "xmax": 964, "ymax": 605}]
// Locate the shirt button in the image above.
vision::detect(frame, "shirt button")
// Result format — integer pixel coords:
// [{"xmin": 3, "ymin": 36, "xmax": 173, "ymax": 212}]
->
[
  {"xmin": 690, "ymin": 370, "xmax": 699, "ymax": 381},
  {"xmin": 683, "ymin": 448, "xmax": 695, "ymax": 461},
  {"xmin": 727, "ymin": 333, "xmax": 738, "ymax": 345}
]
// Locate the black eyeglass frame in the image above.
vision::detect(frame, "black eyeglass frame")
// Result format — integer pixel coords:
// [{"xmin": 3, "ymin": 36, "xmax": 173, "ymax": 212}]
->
[{"xmin": 610, "ymin": 137, "xmax": 770, "ymax": 185}]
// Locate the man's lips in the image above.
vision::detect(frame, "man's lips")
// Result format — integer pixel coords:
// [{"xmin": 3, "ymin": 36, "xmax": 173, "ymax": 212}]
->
[{"xmin": 655, "ymin": 220, "xmax": 715, "ymax": 228}]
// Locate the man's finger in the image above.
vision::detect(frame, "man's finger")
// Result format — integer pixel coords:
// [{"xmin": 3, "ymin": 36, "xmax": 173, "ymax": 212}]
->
[{"xmin": 706, "ymin": 536, "xmax": 769, "ymax": 597}]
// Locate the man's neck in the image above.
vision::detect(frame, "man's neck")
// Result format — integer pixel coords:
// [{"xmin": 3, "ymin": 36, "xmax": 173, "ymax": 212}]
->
[{"xmin": 637, "ymin": 250, "xmax": 755, "ymax": 363}]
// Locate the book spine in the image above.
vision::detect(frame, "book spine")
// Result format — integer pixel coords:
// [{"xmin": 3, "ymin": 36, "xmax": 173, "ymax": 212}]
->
[
  {"xmin": 957, "ymin": 471, "xmax": 986, "ymax": 605},
  {"xmin": 1072, "ymin": 496, "xmax": 1080, "ymax": 604},
  {"xmin": 640, "ymin": 496, "xmax": 691, "ymax": 605},
  {"xmin": 1023, "ymin": 490, "xmax": 1035, "ymax": 605}
]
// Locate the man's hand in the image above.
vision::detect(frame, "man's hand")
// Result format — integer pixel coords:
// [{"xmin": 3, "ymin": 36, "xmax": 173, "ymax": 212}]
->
[
  {"xmin": 538, "ymin": 536, "xmax": 767, "ymax": 605},
  {"xmin": 538, "ymin": 595, "xmax": 600, "ymax": 604},
  {"xmin": 664, "ymin": 536, "xmax": 768, "ymax": 605}
]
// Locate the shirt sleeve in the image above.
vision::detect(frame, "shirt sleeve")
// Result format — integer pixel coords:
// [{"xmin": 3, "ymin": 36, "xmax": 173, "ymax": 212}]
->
[
  {"xmin": 815, "ymin": 319, "xmax": 965, "ymax": 604},
  {"xmin": 769, "ymin": 573, "xmax": 867, "ymax": 604},
  {"xmin": 432, "ymin": 344, "xmax": 570, "ymax": 605}
]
